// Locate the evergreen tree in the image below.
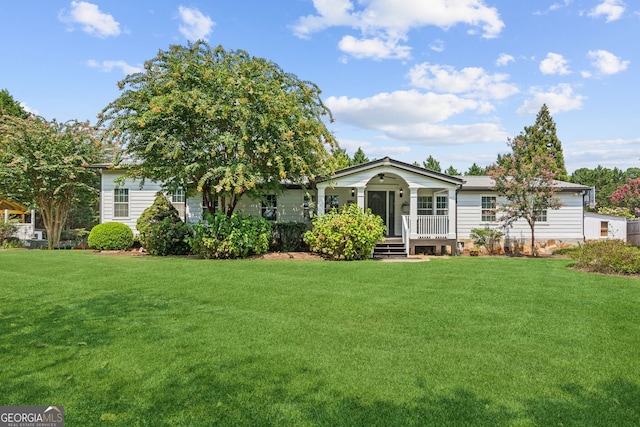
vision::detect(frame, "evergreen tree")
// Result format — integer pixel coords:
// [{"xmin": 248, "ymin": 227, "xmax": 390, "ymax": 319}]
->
[
  {"xmin": 351, "ymin": 147, "xmax": 369, "ymax": 165},
  {"xmin": 517, "ymin": 104, "xmax": 568, "ymax": 181},
  {"xmin": 465, "ymin": 163, "xmax": 485, "ymax": 176},
  {"xmin": 332, "ymin": 147, "xmax": 351, "ymax": 170},
  {"xmin": 444, "ymin": 165, "xmax": 460, "ymax": 176},
  {"xmin": 422, "ymin": 155, "xmax": 441, "ymax": 172}
]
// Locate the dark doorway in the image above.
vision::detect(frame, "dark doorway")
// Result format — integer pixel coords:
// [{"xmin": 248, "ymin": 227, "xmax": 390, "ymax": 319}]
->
[{"xmin": 368, "ymin": 191, "xmax": 387, "ymax": 233}]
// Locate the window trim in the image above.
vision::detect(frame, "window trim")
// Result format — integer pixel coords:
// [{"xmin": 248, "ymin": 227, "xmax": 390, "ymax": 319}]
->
[
  {"xmin": 481, "ymin": 196, "xmax": 497, "ymax": 222},
  {"xmin": 113, "ymin": 188, "xmax": 129, "ymax": 218},
  {"xmin": 261, "ymin": 194, "xmax": 277, "ymax": 221}
]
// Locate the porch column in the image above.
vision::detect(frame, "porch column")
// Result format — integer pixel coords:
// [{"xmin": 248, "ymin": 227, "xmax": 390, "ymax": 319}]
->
[
  {"xmin": 317, "ymin": 186, "xmax": 326, "ymax": 215},
  {"xmin": 447, "ymin": 188, "xmax": 457, "ymax": 239},
  {"xmin": 409, "ymin": 187, "xmax": 418, "ymax": 238},
  {"xmin": 4, "ymin": 209, "xmax": 8, "ymax": 224},
  {"xmin": 357, "ymin": 187, "xmax": 365, "ymax": 211}
]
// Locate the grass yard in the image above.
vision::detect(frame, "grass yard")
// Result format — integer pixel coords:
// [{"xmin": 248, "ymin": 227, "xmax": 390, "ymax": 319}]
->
[{"xmin": 1, "ymin": 250, "xmax": 639, "ymax": 426}]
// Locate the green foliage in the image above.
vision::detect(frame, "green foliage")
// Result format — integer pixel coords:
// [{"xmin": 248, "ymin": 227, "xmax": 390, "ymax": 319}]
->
[
  {"xmin": 331, "ymin": 147, "xmax": 352, "ymax": 170},
  {"xmin": 465, "ymin": 163, "xmax": 485, "ymax": 176},
  {"xmin": 271, "ymin": 222, "xmax": 308, "ymax": 252},
  {"xmin": 351, "ymin": 147, "xmax": 369, "ymax": 165},
  {"xmin": 99, "ymin": 41, "xmax": 338, "ymax": 217},
  {"xmin": 187, "ymin": 212, "xmax": 271, "ymax": 259},
  {"xmin": 0, "ymin": 116, "xmax": 105, "ymax": 248},
  {"xmin": 569, "ymin": 240, "xmax": 640, "ymax": 275},
  {"xmin": 597, "ymin": 206, "xmax": 636, "ymax": 219},
  {"xmin": 0, "ymin": 222, "xmax": 17, "ymax": 245},
  {"xmin": 422, "ymin": 155, "xmax": 441, "ymax": 172},
  {"xmin": 137, "ymin": 193, "xmax": 190, "ymax": 256},
  {"xmin": 444, "ymin": 165, "xmax": 460, "ymax": 176},
  {"xmin": 570, "ymin": 166, "xmax": 627, "ymax": 210},
  {"xmin": 304, "ymin": 203, "xmax": 385, "ymax": 260},
  {"xmin": 517, "ymin": 104, "xmax": 568, "ymax": 181},
  {"xmin": 0, "ymin": 89, "xmax": 29, "ymax": 118},
  {"xmin": 470, "ymin": 227, "xmax": 504, "ymax": 255},
  {"xmin": 88, "ymin": 222, "xmax": 133, "ymax": 251}
]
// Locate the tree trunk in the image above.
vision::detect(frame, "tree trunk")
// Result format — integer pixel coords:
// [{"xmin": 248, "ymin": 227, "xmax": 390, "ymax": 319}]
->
[
  {"xmin": 38, "ymin": 196, "xmax": 70, "ymax": 249},
  {"xmin": 528, "ymin": 219, "xmax": 536, "ymax": 257}
]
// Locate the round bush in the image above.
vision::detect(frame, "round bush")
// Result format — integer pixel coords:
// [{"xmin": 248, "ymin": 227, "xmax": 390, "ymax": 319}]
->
[{"xmin": 88, "ymin": 222, "xmax": 133, "ymax": 250}]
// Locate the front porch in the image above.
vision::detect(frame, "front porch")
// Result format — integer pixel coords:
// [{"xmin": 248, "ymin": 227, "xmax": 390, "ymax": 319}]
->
[{"xmin": 315, "ymin": 157, "xmax": 463, "ymax": 257}]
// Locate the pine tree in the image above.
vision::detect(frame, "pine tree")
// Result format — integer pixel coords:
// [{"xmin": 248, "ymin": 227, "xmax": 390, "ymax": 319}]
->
[
  {"xmin": 518, "ymin": 104, "xmax": 568, "ymax": 181},
  {"xmin": 351, "ymin": 147, "xmax": 369, "ymax": 165},
  {"xmin": 422, "ymin": 155, "xmax": 441, "ymax": 172}
]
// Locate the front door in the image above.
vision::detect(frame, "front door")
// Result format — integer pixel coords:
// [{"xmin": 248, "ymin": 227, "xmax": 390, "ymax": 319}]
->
[{"xmin": 368, "ymin": 191, "xmax": 392, "ymax": 235}]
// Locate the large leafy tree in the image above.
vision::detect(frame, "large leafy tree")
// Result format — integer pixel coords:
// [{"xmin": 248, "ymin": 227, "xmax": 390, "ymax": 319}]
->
[
  {"xmin": 516, "ymin": 104, "xmax": 568, "ymax": 181},
  {"xmin": 489, "ymin": 137, "xmax": 563, "ymax": 256},
  {"xmin": 610, "ymin": 177, "xmax": 640, "ymax": 216},
  {"xmin": 570, "ymin": 166, "xmax": 626, "ymax": 209},
  {"xmin": 99, "ymin": 42, "xmax": 338, "ymax": 216},
  {"xmin": 0, "ymin": 116, "xmax": 103, "ymax": 248}
]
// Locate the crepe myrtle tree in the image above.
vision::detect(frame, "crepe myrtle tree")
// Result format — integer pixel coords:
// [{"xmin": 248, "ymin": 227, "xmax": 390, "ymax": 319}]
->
[
  {"xmin": 0, "ymin": 116, "xmax": 103, "ymax": 248},
  {"xmin": 99, "ymin": 41, "xmax": 339, "ymax": 217},
  {"xmin": 489, "ymin": 136, "xmax": 563, "ymax": 256}
]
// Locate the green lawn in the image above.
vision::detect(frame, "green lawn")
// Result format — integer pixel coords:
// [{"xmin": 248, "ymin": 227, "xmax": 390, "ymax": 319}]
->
[{"xmin": 1, "ymin": 250, "xmax": 639, "ymax": 426}]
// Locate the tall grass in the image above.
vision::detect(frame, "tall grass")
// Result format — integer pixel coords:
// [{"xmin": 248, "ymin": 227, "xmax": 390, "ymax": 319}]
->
[{"xmin": 1, "ymin": 251, "xmax": 639, "ymax": 426}]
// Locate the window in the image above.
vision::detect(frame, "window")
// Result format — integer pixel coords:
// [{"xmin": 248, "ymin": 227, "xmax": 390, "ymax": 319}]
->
[
  {"xmin": 436, "ymin": 196, "xmax": 448, "ymax": 216},
  {"xmin": 303, "ymin": 194, "xmax": 316, "ymax": 221},
  {"xmin": 481, "ymin": 196, "xmax": 496, "ymax": 222},
  {"xmin": 171, "ymin": 189, "xmax": 186, "ymax": 219},
  {"xmin": 325, "ymin": 195, "xmax": 339, "ymax": 211},
  {"xmin": 262, "ymin": 195, "xmax": 277, "ymax": 221},
  {"xmin": 535, "ymin": 210, "xmax": 548, "ymax": 222},
  {"xmin": 113, "ymin": 188, "xmax": 129, "ymax": 218},
  {"xmin": 600, "ymin": 221, "xmax": 608, "ymax": 237},
  {"xmin": 417, "ymin": 196, "xmax": 432, "ymax": 215}
]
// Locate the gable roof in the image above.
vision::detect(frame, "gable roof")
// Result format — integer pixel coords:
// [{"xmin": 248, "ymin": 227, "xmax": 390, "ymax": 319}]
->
[
  {"xmin": 0, "ymin": 198, "xmax": 28, "ymax": 214},
  {"xmin": 322, "ymin": 156, "xmax": 464, "ymax": 185}
]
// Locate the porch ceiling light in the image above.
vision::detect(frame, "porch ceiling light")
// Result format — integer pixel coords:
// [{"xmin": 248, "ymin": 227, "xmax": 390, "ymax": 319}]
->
[
  {"xmin": 378, "ymin": 173, "xmax": 384, "ymax": 183},
  {"xmin": 351, "ymin": 188, "xmax": 355, "ymax": 197},
  {"xmin": 400, "ymin": 188, "xmax": 403, "ymax": 198}
]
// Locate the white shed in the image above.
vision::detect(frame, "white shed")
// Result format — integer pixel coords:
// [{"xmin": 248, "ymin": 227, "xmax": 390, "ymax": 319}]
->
[{"xmin": 584, "ymin": 212, "xmax": 627, "ymax": 242}]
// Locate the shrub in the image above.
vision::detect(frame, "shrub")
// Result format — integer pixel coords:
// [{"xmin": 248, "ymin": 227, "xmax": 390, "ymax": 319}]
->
[
  {"xmin": 569, "ymin": 240, "xmax": 640, "ymax": 275},
  {"xmin": 187, "ymin": 212, "xmax": 272, "ymax": 259},
  {"xmin": 0, "ymin": 222, "xmax": 17, "ymax": 245},
  {"xmin": 271, "ymin": 222, "xmax": 308, "ymax": 252},
  {"xmin": 470, "ymin": 227, "xmax": 504, "ymax": 255},
  {"xmin": 88, "ymin": 222, "xmax": 133, "ymax": 251},
  {"xmin": 137, "ymin": 192, "xmax": 190, "ymax": 256},
  {"xmin": 303, "ymin": 203, "xmax": 385, "ymax": 260}
]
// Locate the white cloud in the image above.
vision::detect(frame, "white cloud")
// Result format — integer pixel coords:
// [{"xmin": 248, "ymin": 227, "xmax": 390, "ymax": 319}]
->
[
  {"xmin": 59, "ymin": 1, "xmax": 121, "ymax": 38},
  {"xmin": 87, "ymin": 59, "xmax": 142, "ymax": 75},
  {"xmin": 430, "ymin": 39, "xmax": 445, "ymax": 53},
  {"xmin": 338, "ymin": 35, "xmax": 411, "ymax": 60},
  {"xmin": 19, "ymin": 102, "xmax": 38, "ymax": 116},
  {"xmin": 518, "ymin": 84, "xmax": 586, "ymax": 115},
  {"xmin": 588, "ymin": 0, "xmax": 626, "ymax": 22},
  {"xmin": 407, "ymin": 63, "xmax": 519, "ymax": 100},
  {"xmin": 587, "ymin": 49, "xmax": 629, "ymax": 74},
  {"xmin": 539, "ymin": 52, "xmax": 571, "ymax": 75},
  {"xmin": 293, "ymin": 0, "xmax": 504, "ymax": 60},
  {"xmin": 325, "ymin": 90, "xmax": 508, "ymax": 144},
  {"xmin": 178, "ymin": 6, "xmax": 215, "ymax": 41},
  {"xmin": 496, "ymin": 53, "xmax": 515, "ymax": 66}
]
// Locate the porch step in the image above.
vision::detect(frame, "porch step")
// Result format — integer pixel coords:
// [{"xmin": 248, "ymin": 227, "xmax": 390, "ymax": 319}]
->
[{"xmin": 373, "ymin": 240, "xmax": 406, "ymax": 258}]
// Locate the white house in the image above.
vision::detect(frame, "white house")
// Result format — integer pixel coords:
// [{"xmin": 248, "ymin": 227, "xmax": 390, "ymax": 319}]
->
[
  {"xmin": 96, "ymin": 157, "xmax": 591, "ymax": 256},
  {"xmin": 583, "ymin": 212, "xmax": 627, "ymax": 242}
]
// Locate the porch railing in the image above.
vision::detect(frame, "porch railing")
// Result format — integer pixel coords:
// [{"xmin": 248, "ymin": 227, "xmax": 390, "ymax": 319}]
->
[{"xmin": 402, "ymin": 215, "xmax": 449, "ymax": 238}]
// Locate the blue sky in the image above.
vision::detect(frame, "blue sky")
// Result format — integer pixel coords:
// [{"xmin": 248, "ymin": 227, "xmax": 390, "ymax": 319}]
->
[{"xmin": 1, "ymin": 0, "xmax": 638, "ymax": 174}]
